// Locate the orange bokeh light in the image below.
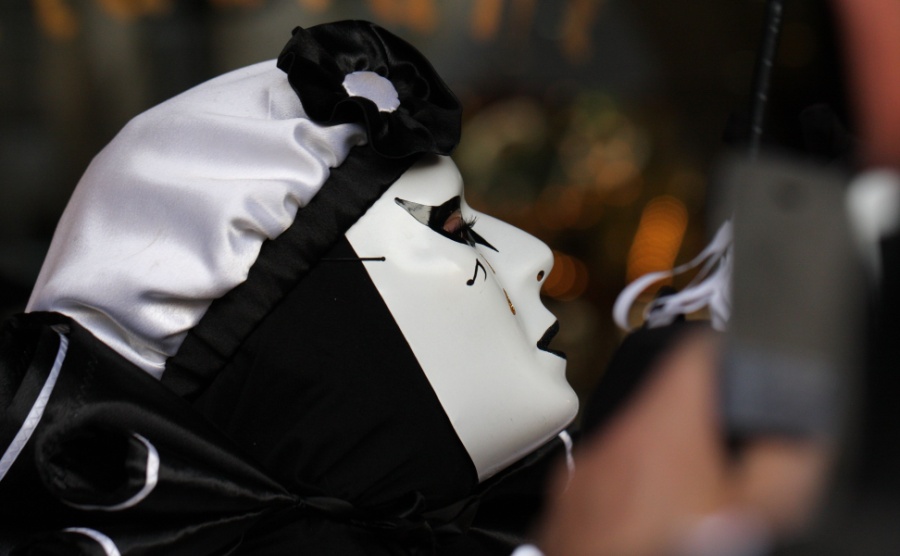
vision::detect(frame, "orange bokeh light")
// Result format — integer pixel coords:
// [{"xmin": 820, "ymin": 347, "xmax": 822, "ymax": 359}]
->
[{"xmin": 626, "ymin": 195, "xmax": 688, "ymax": 285}]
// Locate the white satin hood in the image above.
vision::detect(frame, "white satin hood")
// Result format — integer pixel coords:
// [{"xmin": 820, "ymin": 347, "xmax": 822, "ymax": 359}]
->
[{"xmin": 27, "ymin": 60, "xmax": 367, "ymax": 378}]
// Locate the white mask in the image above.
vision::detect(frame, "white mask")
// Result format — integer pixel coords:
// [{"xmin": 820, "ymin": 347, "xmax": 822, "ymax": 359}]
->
[{"xmin": 346, "ymin": 154, "xmax": 578, "ymax": 479}]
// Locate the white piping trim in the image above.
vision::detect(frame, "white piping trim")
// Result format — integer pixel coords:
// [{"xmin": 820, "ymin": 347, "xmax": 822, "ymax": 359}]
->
[
  {"xmin": 0, "ymin": 330, "xmax": 69, "ymax": 482},
  {"xmin": 63, "ymin": 528, "xmax": 122, "ymax": 556},
  {"xmin": 65, "ymin": 433, "xmax": 160, "ymax": 511}
]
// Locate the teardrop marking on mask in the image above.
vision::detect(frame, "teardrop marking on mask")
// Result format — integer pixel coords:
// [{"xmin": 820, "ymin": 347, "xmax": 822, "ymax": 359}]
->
[
  {"xmin": 503, "ymin": 289, "xmax": 516, "ymax": 315},
  {"xmin": 482, "ymin": 255, "xmax": 496, "ymax": 274}
]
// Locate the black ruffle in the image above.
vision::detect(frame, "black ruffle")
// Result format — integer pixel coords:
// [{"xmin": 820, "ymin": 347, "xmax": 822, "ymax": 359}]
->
[{"xmin": 277, "ymin": 20, "xmax": 461, "ymax": 159}]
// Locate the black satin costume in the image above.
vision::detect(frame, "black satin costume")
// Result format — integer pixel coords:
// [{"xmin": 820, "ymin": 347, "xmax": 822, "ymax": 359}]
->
[{"xmin": 0, "ymin": 22, "xmax": 567, "ymax": 555}]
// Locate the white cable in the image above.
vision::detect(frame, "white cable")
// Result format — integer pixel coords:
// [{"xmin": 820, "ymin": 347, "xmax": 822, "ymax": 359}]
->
[{"xmin": 557, "ymin": 430, "xmax": 575, "ymax": 477}]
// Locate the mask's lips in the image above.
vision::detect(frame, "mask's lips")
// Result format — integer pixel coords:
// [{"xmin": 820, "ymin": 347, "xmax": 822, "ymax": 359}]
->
[{"xmin": 537, "ymin": 321, "xmax": 566, "ymax": 360}]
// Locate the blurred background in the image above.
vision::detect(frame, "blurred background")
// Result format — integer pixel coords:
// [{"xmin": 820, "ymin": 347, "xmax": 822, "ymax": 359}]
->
[{"xmin": 0, "ymin": 0, "xmax": 847, "ymax": 413}]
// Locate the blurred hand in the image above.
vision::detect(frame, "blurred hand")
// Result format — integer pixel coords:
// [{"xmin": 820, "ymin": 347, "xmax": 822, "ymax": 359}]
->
[
  {"xmin": 834, "ymin": 0, "xmax": 900, "ymax": 168},
  {"xmin": 536, "ymin": 331, "xmax": 830, "ymax": 556}
]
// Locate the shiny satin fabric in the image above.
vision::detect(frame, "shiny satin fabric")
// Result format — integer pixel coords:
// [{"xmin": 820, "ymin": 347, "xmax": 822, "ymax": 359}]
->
[
  {"xmin": 0, "ymin": 313, "xmax": 294, "ymax": 555},
  {"xmin": 0, "ymin": 313, "xmax": 564, "ymax": 555},
  {"xmin": 187, "ymin": 236, "xmax": 480, "ymax": 510},
  {"xmin": 26, "ymin": 60, "xmax": 367, "ymax": 379}
]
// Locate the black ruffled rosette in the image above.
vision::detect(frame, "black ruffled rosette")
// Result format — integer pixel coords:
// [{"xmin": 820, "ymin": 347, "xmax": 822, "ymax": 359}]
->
[{"xmin": 277, "ymin": 20, "xmax": 461, "ymax": 159}]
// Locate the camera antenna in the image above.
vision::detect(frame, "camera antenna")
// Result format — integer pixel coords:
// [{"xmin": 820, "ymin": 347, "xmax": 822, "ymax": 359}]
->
[{"xmin": 748, "ymin": 0, "xmax": 786, "ymax": 159}]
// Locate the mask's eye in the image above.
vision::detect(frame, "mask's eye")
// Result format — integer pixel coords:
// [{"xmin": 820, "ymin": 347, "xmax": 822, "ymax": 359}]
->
[
  {"xmin": 442, "ymin": 208, "xmax": 478, "ymax": 244},
  {"xmin": 442, "ymin": 208, "xmax": 466, "ymax": 235},
  {"xmin": 396, "ymin": 196, "xmax": 497, "ymax": 251}
]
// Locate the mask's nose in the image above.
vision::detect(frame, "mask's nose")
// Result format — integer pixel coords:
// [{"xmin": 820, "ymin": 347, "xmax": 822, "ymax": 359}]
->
[{"xmin": 471, "ymin": 211, "xmax": 558, "ymax": 342}]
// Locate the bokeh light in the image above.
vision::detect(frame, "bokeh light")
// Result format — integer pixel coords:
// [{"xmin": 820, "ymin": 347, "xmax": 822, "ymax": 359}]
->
[
  {"xmin": 543, "ymin": 250, "xmax": 590, "ymax": 301},
  {"xmin": 626, "ymin": 195, "xmax": 689, "ymax": 285}
]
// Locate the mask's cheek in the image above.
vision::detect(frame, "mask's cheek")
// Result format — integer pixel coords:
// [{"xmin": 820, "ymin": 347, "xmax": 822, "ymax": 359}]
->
[
  {"xmin": 352, "ymin": 223, "xmax": 520, "ymax": 342},
  {"xmin": 362, "ymin": 247, "xmax": 574, "ymax": 479}
]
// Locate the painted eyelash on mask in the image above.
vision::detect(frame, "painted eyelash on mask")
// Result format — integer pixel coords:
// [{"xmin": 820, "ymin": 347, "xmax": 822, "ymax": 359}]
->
[
  {"xmin": 462, "ymin": 215, "xmax": 478, "ymax": 237},
  {"xmin": 444, "ymin": 212, "xmax": 478, "ymax": 241}
]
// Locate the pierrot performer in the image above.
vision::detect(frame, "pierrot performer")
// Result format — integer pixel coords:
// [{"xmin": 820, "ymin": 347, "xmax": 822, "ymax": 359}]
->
[{"xmin": 0, "ymin": 21, "xmax": 578, "ymax": 555}]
